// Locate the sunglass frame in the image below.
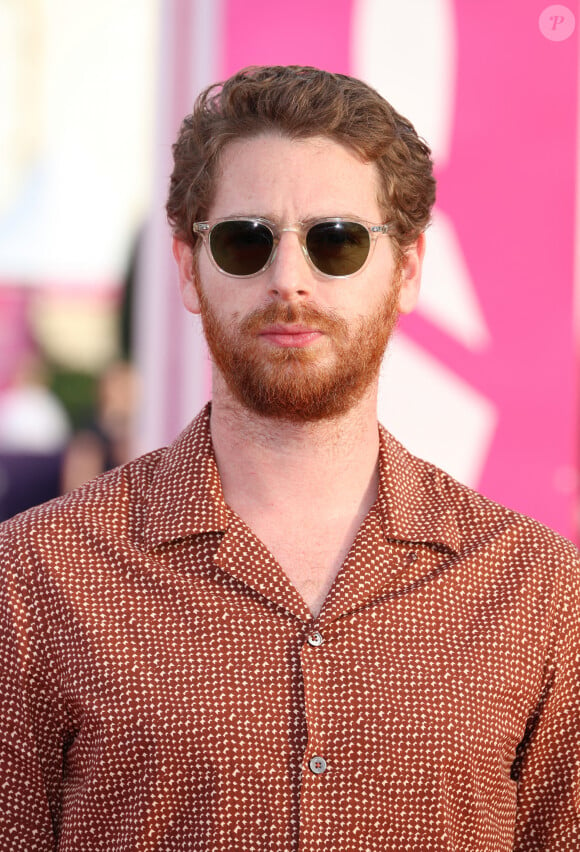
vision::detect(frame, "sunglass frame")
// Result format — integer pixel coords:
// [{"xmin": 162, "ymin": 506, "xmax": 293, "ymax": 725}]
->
[{"xmin": 192, "ymin": 216, "xmax": 392, "ymax": 279}]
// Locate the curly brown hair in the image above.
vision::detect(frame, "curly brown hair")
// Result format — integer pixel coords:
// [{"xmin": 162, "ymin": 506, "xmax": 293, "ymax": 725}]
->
[{"xmin": 166, "ymin": 65, "xmax": 436, "ymax": 259}]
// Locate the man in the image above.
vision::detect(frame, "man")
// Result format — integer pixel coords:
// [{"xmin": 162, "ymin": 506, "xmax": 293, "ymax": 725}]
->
[{"xmin": 0, "ymin": 66, "xmax": 578, "ymax": 851}]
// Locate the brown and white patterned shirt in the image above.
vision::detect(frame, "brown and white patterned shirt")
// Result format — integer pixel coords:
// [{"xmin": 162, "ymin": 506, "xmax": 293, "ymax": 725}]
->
[{"xmin": 0, "ymin": 404, "xmax": 578, "ymax": 850}]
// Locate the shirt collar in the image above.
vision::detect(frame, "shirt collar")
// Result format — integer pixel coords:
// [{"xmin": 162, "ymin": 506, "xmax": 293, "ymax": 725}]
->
[
  {"xmin": 141, "ymin": 404, "xmax": 231, "ymax": 550},
  {"xmin": 375, "ymin": 424, "xmax": 462, "ymax": 555},
  {"xmin": 142, "ymin": 405, "xmax": 461, "ymax": 556}
]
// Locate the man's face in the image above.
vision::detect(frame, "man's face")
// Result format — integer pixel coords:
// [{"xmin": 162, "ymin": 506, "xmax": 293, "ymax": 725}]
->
[{"xmin": 175, "ymin": 133, "xmax": 423, "ymax": 421}]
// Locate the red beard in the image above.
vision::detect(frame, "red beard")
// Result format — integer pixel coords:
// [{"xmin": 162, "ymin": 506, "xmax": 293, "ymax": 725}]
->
[{"xmin": 196, "ymin": 285, "xmax": 400, "ymax": 422}]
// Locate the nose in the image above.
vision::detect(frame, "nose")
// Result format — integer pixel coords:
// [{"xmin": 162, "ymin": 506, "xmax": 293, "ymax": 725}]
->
[{"xmin": 266, "ymin": 230, "xmax": 315, "ymax": 301}]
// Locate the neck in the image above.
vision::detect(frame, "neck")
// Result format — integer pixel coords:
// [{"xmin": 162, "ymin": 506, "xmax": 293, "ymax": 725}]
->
[{"xmin": 209, "ymin": 375, "xmax": 381, "ymax": 521}]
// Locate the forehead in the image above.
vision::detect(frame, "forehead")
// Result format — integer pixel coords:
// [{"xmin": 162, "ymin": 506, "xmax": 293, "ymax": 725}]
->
[{"xmin": 208, "ymin": 133, "xmax": 383, "ymax": 221}]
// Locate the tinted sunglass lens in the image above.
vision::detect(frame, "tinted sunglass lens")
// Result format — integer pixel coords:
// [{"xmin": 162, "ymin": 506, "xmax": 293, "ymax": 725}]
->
[
  {"xmin": 306, "ymin": 221, "xmax": 370, "ymax": 276},
  {"xmin": 210, "ymin": 221, "xmax": 273, "ymax": 276}
]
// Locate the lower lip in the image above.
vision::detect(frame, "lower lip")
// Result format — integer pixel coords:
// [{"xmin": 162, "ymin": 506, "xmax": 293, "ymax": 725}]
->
[{"xmin": 260, "ymin": 331, "xmax": 323, "ymax": 348}]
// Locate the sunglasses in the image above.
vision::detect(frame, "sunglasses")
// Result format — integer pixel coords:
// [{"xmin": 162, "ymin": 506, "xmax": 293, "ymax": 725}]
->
[{"xmin": 192, "ymin": 217, "xmax": 392, "ymax": 278}]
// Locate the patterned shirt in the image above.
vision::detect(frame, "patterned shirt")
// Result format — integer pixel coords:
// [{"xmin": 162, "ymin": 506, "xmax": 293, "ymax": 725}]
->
[{"xmin": 0, "ymin": 404, "xmax": 578, "ymax": 851}]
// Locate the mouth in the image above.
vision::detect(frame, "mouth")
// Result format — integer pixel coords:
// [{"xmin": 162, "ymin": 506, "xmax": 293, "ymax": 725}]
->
[{"xmin": 258, "ymin": 324, "xmax": 323, "ymax": 348}]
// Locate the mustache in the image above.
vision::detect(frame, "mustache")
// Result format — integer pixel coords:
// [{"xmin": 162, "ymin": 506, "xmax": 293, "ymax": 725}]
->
[{"xmin": 240, "ymin": 301, "xmax": 349, "ymax": 336}]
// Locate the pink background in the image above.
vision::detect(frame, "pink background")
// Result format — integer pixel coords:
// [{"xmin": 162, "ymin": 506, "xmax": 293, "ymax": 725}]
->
[{"xmin": 220, "ymin": 0, "xmax": 579, "ymax": 540}]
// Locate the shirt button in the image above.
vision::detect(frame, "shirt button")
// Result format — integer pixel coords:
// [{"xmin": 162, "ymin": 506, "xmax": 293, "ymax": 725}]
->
[
  {"xmin": 308, "ymin": 756, "xmax": 327, "ymax": 774},
  {"xmin": 307, "ymin": 631, "xmax": 323, "ymax": 647}
]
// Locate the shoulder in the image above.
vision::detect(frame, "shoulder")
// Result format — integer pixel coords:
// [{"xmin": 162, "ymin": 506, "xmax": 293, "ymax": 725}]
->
[
  {"xmin": 437, "ymin": 457, "xmax": 577, "ymax": 567},
  {"xmin": 0, "ymin": 446, "xmax": 166, "ymax": 572},
  {"xmin": 0, "ymin": 406, "xmax": 218, "ymax": 582},
  {"xmin": 378, "ymin": 423, "xmax": 580, "ymax": 580}
]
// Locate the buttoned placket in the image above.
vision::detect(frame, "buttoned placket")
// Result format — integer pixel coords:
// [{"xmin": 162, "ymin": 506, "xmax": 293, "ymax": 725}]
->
[
  {"xmin": 299, "ymin": 618, "xmax": 331, "ymax": 824},
  {"xmin": 292, "ymin": 528, "xmax": 452, "ymax": 850}
]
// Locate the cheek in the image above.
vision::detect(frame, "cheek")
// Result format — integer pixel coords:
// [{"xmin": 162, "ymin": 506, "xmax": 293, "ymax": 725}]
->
[{"xmin": 196, "ymin": 275, "xmax": 245, "ymax": 328}]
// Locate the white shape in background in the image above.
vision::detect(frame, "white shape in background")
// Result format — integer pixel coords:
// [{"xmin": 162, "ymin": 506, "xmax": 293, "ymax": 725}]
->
[
  {"xmin": 0, "ymin": 0, "xmax": 157, "ymax": 286},
  {"xmin": 352, "ymin": 0, "xmax": 497, "ymax": 485},
  {"xmin": 421, "ymin": 208, "xmax": 491, "ymax": 350},
  {"xmin": 0, "ymin": 386, "xmax": 71, "ymax": 453},
  {"xmin": 351, "ymin": 0, "xmax": 457, "ymax": 167},
  {"xmin": 352, "ymin": 0, "xmax": 491, "ymax": 351},
  {"xmin": 379, "ymin": 335, "xmax": 497, "ymax": 488},
  {"xmin": 0, "ymin": 0, "xmax": 40, "ymax": 217}
]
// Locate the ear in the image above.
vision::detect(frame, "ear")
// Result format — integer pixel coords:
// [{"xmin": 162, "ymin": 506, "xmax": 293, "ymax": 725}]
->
[
  {"xmin": 173, "ymin": 237, "xmax": 201, "ymax": 315},
  {"xmin": 397, "ymin": 232, "xmax": 426, "ymax": 315}
]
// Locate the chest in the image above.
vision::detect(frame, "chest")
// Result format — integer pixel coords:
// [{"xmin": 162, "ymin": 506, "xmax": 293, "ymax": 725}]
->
[
  {"xmin": 240, "ymin": 516, "xmax": 360, "ymax": 615},
  {"xmin": 60, "ymin": 574, "xmax": 541, "ymax": 777}
]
